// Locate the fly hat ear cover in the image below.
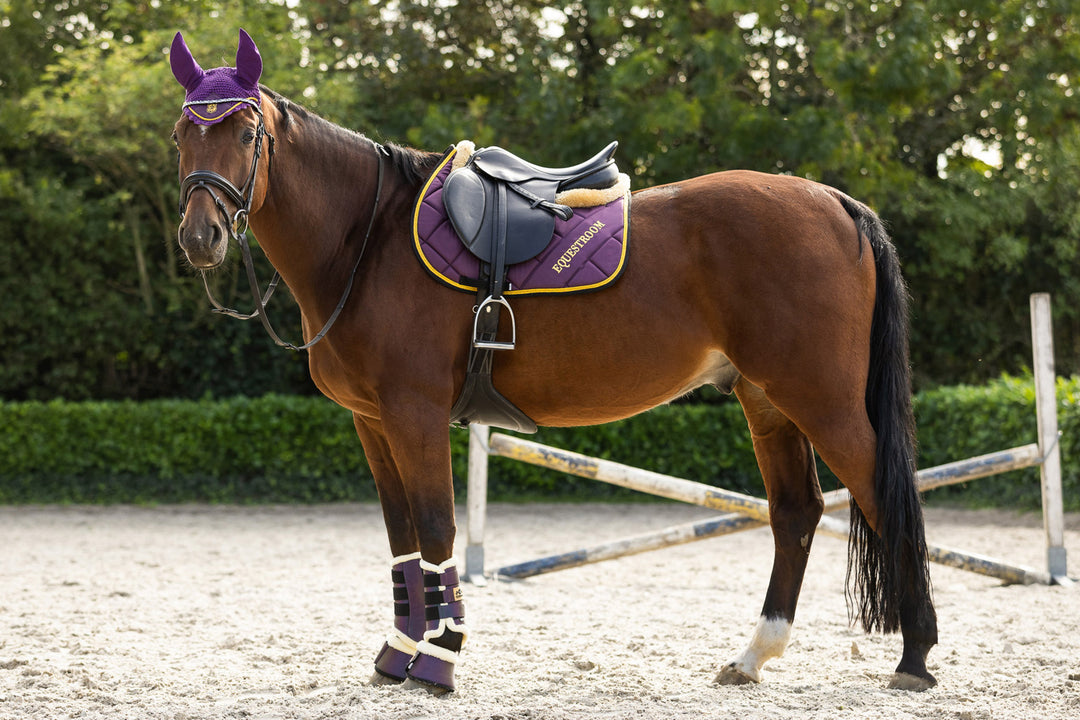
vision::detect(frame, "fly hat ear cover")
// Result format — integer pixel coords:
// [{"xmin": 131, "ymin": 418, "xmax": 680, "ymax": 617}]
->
[{"xmin": 171, "ymin": 29, "xmax": 262, "ymax": 125}]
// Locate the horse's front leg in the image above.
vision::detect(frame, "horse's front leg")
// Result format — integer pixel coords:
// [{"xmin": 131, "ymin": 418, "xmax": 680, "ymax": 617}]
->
[
  {"xmin": 354, "ymin": 411, "xmax": 467, "ymax": 694},
  {"xmin": 353, "ymin": 415, "xmax": 424, "ymax": 685}
]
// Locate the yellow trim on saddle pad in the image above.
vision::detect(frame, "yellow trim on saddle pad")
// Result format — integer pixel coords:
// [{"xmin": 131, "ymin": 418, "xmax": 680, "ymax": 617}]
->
[{"xmin": 412, "ymin": 148, "xmax": 478, "ymax": 293}]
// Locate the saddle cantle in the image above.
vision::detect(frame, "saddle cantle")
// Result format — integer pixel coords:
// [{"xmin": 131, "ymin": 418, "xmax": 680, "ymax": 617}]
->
[{"xmin": 443, "ymin": 141, "xmax": 619, "ymax": 267}]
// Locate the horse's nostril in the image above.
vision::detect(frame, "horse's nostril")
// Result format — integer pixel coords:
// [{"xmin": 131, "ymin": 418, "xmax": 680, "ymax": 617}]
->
[
  {"xmin": 184, "ymin": 221, "xmax": 224, "ymax": 249},
  {"xmin": 177, "ymin": 217, "xmax": 228, "ymax": 268}
]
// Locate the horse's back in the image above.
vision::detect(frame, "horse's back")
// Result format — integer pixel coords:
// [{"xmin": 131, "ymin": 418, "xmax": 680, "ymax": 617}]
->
[
  {"xmin": 632, "ymin": 169, "xmax": 866, "ymax": 260},
  {"xmin": 626, "ymin": 168, "xmax": 874, "ymax": 326}
]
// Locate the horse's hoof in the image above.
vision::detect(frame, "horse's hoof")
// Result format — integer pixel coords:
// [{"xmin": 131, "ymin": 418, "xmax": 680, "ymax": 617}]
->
[
  {"xmin": 888, "ymin": 671, "xmax": 937, "ymax": 692},
  {"xmin": 714, "ymin": 663, "xmax": 758, "ymax": 686},
  {"xmin": 402, "ymin": 677, "xmax": 453, "ymax": 696},
  {"xmin": 368, "ymin": 671, "xmax": 406, "ymax": 686}
]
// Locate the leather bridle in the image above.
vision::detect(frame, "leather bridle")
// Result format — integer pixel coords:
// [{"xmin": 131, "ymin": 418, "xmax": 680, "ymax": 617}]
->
[{"xmin": 178, "ymin": 99, "xmax": 383, "ymax": 351}]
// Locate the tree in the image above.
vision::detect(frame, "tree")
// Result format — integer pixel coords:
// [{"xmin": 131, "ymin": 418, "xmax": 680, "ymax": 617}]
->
[
  {"xmin": 1, "ymin": 0, "xmax": 315, "ymax": 399},
  {"xmin": 525, "ymin": 0, "xmax": 1080, "ymax": 384},
  {"xmin": 2, "ymin": 0, "xmax": 1078, "ymax": 400}
]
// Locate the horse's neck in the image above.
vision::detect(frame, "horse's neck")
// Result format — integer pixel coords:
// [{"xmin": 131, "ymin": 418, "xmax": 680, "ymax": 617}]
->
[{"xmin": 250, "ymin": 120, "xmax": 381, "ymax": 321}]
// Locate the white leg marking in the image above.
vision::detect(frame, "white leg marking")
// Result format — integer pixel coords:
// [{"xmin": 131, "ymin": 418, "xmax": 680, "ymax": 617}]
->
[{"xmin": 724, "ymin": 616, "xmax": 792, "ymax": 683}]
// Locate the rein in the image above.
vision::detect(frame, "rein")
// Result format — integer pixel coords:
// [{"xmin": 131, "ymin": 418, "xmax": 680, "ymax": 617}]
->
[{"xmin": 179, "ymin": 101, "xmax": 385, "ymax": 351}]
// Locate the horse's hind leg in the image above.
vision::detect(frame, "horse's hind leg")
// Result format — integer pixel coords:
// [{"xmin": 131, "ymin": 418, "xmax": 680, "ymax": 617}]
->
[
  {"xmin": 767, "ymin": 372, "xmax": 938, "ymax": 690},
  {"xmin": 716, "ymin": 380, "xmax": 824, "ymax": 685},
  {"xmin": 810, "ymin": 416, "xmax": 938, "ymax": 691}
]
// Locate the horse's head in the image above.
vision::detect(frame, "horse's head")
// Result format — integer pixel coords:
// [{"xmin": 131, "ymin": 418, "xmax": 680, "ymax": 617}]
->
[{"xmin": 170, "ymin": 29, "xmax": 272, "ymax": 269}]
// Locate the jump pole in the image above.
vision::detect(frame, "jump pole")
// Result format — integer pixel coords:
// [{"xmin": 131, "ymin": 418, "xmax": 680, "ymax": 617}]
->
[
  {"xmin": 489, "ymin": 442, "xmax": 1044, "ymax": 580},
  {"xmin": 486, "ymin": 433, "xmax": 1052, "ymax": 584},
  {"xmin": 464, "ymin": 423, "xmax": 491, "ymax": 584},
  {"xmin": 1031, "ymin": 293, "xmax": 1070, "ymax": 584},
  {"xmin": 494, "ymin": 512, "xmax": 761, "ymax": 579}
]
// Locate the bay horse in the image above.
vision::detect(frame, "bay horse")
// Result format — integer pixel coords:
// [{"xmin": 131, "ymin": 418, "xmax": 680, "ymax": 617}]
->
[{"xmin": 169, "ymin": 30, "xmax": 937, "ymax": 694}]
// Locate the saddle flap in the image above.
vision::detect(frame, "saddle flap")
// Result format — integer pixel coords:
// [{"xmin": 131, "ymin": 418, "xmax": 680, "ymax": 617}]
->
[
  {"xmin": 443, "ymin": 164, "xmax": 558, "ymax": 266},
  {"xmin": 443, "ymin": 166, "xmax": 487, "ymax": 250},
  {"xmin": 502, "ymin": 199, "xmax": 556, "ymax": 264}
]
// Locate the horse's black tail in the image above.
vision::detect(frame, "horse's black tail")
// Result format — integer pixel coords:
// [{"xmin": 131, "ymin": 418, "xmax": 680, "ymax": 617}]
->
[{"xmin": 834, "ymin": 192, "xmax": 934, "ymax": 636}]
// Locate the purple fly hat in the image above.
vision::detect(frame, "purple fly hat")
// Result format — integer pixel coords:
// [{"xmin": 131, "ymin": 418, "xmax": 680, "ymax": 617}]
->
[{"xmin": 171, "ymin": 29, "xmax": 263, "ymax": 125}]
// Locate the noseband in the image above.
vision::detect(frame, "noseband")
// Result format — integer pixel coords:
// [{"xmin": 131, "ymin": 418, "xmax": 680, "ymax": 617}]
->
[{"xmin": 178, "ymin": 100, "xmax": 383, "ymax": 351}]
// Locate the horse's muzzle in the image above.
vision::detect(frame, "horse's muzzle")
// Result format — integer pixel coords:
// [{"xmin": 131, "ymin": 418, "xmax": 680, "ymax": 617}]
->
[{"xmin": 178, "ymin": 215, "xmax": 228, "ymax": 269}]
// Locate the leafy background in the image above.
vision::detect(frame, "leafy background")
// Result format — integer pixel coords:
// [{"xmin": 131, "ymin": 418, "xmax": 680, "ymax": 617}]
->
[{"xmin": 2, "ymin": 1, "xmax": 1079, "ymax": 402}]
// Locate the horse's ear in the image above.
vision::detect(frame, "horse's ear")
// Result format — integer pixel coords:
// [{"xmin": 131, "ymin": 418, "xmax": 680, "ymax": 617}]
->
[
  {"xmin": 235, "ymin": 28, "xmax": 263, "ymax": 88},
  {"xmin": 170, "ymin": 32, "xmax": 205, "ymax": 92}
]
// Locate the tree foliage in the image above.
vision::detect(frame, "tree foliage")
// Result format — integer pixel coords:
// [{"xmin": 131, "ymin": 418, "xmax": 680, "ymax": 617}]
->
[{"xmin": 1, "ymin": 0, "xmax": 1078, "ymax": 400}]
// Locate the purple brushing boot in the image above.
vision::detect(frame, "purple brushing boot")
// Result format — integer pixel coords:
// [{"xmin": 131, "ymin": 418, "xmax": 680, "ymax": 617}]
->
[
  {"xmin": 372, "ymin": 552, "xmax": 425, "ymax": 682},
  {"xmin": 406, "ymin": 557, "xmax": 469, "ymax": 693}
]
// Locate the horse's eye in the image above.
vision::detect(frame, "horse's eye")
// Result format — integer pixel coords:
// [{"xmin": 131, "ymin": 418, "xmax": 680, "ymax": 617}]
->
[
  {"xmin": 171, "ymin": 131, "xmax": 179, "ymax": 148},
  {"xmin": 241, "ymin": 129, "xmax": 256, "ymax": 145}
]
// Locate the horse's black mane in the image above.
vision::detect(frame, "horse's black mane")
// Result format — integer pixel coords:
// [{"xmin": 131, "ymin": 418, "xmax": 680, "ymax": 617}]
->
[
  {"xmin": 383, "ymin": 143, "xmax": 444, "ymax": 187},
  {"xmin": 261, "ymin": 86, "xmax": 442, "ymax": 186}
]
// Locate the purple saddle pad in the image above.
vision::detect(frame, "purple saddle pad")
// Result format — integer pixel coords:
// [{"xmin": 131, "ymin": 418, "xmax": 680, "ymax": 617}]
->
[{"xmin": 412, "ymin": 147, "xmax": 629, "ymax": 295}]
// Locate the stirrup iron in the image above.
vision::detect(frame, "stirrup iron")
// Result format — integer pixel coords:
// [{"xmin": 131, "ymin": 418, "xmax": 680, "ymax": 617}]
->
[{"xmin": 472, "ymin": 295, "xmax": 516, "ymax": 351}]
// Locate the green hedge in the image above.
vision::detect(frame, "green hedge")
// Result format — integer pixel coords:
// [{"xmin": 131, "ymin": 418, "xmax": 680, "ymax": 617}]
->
[
  {"xmin": 913, "ymin": 375, "xmax": 1079, "ymax": 510},
  {"xmin": 0, "ymin": 375, "xmax": 1076, "ymax": 510},
  {"xmin": 0, "ymin": 396, "xmax": 365, "ymax": 503}
]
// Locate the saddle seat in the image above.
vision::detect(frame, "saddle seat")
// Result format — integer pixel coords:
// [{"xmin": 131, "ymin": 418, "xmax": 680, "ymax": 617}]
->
[{"xmin": 468, "ymin": 141, "xmax": 620, "ymax": 191}]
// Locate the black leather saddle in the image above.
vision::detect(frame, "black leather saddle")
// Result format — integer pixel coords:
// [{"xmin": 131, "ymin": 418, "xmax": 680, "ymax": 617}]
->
[
  {"xmin": 443, "ymin": 141, "xmax": 619, "ymax": 268},
  {"xmin": 443, "ymin": 141, "xmax": 621, "ymax": 434}
]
